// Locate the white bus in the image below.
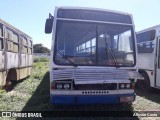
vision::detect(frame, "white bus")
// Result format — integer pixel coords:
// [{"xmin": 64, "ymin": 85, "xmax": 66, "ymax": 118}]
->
[
  {"xmin": 136, "ymin": 25, "xmax": 160, "ymax": 91},
  {"xmin": 45, "ymin": 6, "xmax": 142, "ymax": 104},
  {"xmin": 0, "ymin": 19, "xmax": 33, "ymax": 87}
]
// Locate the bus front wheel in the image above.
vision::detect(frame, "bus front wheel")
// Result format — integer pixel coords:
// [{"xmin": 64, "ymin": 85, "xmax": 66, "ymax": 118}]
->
[{"xmin": 137, "ymin": 72, "xmax": 151, "ymax": 92}]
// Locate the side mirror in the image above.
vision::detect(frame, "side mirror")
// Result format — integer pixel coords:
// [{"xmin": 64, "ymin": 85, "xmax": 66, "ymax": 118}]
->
[{"xmin": 45, "ymin": 13, "xmax": 54, "ymax": 34}]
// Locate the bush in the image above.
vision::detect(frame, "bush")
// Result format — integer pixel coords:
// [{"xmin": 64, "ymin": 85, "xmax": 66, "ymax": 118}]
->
[{"xmin": 34, "ymin": 57, "xmax": 49, "ymax": 62}]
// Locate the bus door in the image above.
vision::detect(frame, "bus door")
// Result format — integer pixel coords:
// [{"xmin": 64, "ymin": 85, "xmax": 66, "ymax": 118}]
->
[{"xmin": 156, "ymin": 36, "xmax": 160, "ymax": 87}]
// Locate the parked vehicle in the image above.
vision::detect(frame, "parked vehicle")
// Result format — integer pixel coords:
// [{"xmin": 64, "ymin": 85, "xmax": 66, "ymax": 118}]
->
[
  {"xmin": 0, "ymin": 19, "xmax": 33, "ymax": 87},
  {"xmin": 45, "ymin": 6, "xmax": 143, "ymax": 104},
  {"xmin": 136, "ymin": 25, "xmax": 160, "ymax": 91}
]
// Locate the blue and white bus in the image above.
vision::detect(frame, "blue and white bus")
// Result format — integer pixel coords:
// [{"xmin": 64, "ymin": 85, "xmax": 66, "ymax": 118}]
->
[
  {"xmin": 45, "ymin": 6, "xmax": 142, "ymax": 104},
  {"xmin": 136, "ymin": 25, "xmax": 160, "ymax": 91}
]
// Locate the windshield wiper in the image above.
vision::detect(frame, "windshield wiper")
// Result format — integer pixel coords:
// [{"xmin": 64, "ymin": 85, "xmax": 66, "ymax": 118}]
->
[
  {"xmin": 104, "ymin": 37, "xmax": 119, "ymax": 68},
  {"xmin": 56, "ymin": 50, "xmax": 77, "ymax": 67}
]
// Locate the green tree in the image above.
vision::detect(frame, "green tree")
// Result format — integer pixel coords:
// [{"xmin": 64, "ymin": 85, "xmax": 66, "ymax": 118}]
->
[{"xmin": 33, "ymin": 43, "xmax": 50, "ymax": 53}]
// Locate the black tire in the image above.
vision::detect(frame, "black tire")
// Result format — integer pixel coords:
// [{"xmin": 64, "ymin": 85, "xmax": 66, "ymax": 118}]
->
[
  {"xmin": 10, "ymin": 80, "xmax": 18, "ymax": 84},
  {"xmin": 137, "ymin": 72, "xmax": 151, "ymax": 92}
]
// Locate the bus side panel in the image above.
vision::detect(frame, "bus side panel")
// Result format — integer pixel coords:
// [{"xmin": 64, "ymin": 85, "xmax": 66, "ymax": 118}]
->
[
  {"xmin": 6, "ymin": 52, "xmax": 19, "ymax": 69},
  {"xmin": 28, "ymin": 55, "xmax": 33, "ymax": 76},
  {"xmin": 146, "ymin": 70, "xmax": 155, "ymax": 88},
  {"xmin": 0, "ymin": 51, "xmax": 6, "ymax": 86},
  {"xmin": 0, "ymin": 71, "xmax": 7, "ymax": 86},
  {"xmin": 26, "ymin": 54, "xmax": 28, "ymax": 67},
  {"xmin": 20, "ymin": 54, "xmax": 27, "ymax": 67},
  {"xmin": 138, "ymin": 53, "xmax": 155, "ymax": 70},
  {"xmin": 0, "ymin": 51, "xmax": 5, "ymax": 70},
  {"xmin": 26, "ymin": 54, "xmax": 29, "ymax": 67},
  {"xmin": 16, "ymin": 68, "xmax": 28, "ymax": 80},
  {"xmin": 28, "ymin": 67, "xmax": 32, "ymax": 76},
  {"xmin": 28, "ymin": 55, "xmax": 33, "ymax": 66},
  {"xmin": 18, "ymin": 54, "xmax": 31, "ymax": 79}
]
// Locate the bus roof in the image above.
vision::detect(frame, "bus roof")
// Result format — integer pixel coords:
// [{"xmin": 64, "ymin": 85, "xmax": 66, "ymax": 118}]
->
[
  {"xmin": 55, "ymin": 6, "xmax": 133, "ymax": 25},
  {"xmin": 56, "ymin": 6, "xmax": 132, "ymax": 16},
  {"xmin": 136, "ymin": 24, "xmax": 160, "ymax": 34},
  {"xmin": 0, "ymin": 18, "xmax": 32, "ymax": 40}
]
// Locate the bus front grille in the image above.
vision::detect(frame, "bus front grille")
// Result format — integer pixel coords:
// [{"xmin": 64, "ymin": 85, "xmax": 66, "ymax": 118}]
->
[{"xmin": 75, "ymin": 83, "xmax": 117, "ymax": 90}]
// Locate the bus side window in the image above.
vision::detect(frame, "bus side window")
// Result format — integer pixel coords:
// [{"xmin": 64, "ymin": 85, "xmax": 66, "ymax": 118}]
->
[
  {"xmin": 0, "ymin": 25, "xmax": 3, "ymax": 49},
  {"xmin": 150, "ymin": 30, "xmax": 156, "ymax": 40},
  {"xmin": 22, "ymin": 37, "xmax": 27, "ymax": 45},
  {"xmin": 28, "ymin": 47, "xmax": 32, "ymax": 54},
  {"xmin": 28, "ymin": 40, "xmax": 32, "ymax": 54},
  {"xmin": 20, "ymin": 36, "xmax": 28, "ymax": 54},
  {"xmin": 158, "ymin": 40, "xmax": 160, "ymax": 68},
  {"xmin": 13, "ymin": 33, "xmax": 19, "ymax": 52},
  {"xmin": 5, "ymin": 29, "xmax": 13, "ymax": 52},
  {"xmin": 6, "ymin": 40, "xmax": 13, "ymax": 51},
  {"xmin": 0, "ymin": 38, "xmax": 3, "ymax": 49},
  {"xmin": 6, "ymin": 29, "xmax": 13, "ymax": 40},
  {"xmin": 28, "ymin": 40, "xmax": 32, "ymax": 47},
  {"xmin": 13, "ymin": 33, "xmax": 19, "ymax": 43},
  {"xmin": 22, "ymin": 46, "xmax": 28, "ymax": 54},
  {"xmin": 13, "ymin": 43, "xmax": 19, "ymax": 52}
]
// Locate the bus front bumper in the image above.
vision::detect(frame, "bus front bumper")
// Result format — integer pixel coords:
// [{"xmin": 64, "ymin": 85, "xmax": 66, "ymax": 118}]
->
[{"xmin": 50, "ymin": 93, "xmax": 135, "ymax": 105}]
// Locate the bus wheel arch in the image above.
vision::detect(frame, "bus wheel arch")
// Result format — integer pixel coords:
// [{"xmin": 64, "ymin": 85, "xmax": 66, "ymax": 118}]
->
[
  {"xmin": 6, "ymin": 68, "xmax": 17, "ymax": 82},
  {"xmin": 137, "ymin": 70, "xmax": 151, "ymax": 91},
  {"xmin": 4, "ymin": 68, "xmax": 17, "ymax": 91}
]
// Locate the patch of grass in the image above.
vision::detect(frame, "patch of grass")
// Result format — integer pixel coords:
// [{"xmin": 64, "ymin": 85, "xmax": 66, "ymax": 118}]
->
[
  {"xmin": 0, "ymin": 62, "xmax": 49, "ymax": 111},
  {"xmin": 0, "ymin": 89, "xmax": 6, "ymax": 94},
  {"xmin": 33, "ymin": 57, "xmax": 49, "ymax": 63},
  {"xmin": 32, "ymin": 62, "xmax": 49, "ymax": 80}
]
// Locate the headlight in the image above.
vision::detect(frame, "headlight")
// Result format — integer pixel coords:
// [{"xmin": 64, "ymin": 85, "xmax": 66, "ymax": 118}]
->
[
  {"xmin": 57, "ymin": 84, "xmax": 62, "ymax": 89},
  {"xmin": 54, "ymin": 82, "xmax": 72, "ymax": 90},
  {"xmin": 120, "ymin": 84, "xmax": 125, "ymax": 88},
  {"xmin": 119, "ymin": 83, "xmax": 131, "ymax": 89},
  {"xmin": 64, "ymin": 84, "xmax": 70, "ymax": 89},
  {"xmin": 126, "ymin": 84, "xmax": 131, "ymax": 88}
]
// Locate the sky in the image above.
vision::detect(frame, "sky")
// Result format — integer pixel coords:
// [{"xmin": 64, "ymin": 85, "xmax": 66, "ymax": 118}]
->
[{"xmin": 0, "ymin": 0, "xmax": 160, "ymax": 49}]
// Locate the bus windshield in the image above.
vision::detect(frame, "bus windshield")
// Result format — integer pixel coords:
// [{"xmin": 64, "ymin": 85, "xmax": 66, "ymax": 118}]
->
[{"xmin": 54, "ymin": 20, "xmax": 135, "ymax": 67}]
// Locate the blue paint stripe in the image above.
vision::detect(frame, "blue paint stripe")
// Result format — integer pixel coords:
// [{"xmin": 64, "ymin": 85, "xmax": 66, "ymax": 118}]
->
[{"xmin": 51, "ymin": 93, "xmax": 135, "ymax": 105}]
